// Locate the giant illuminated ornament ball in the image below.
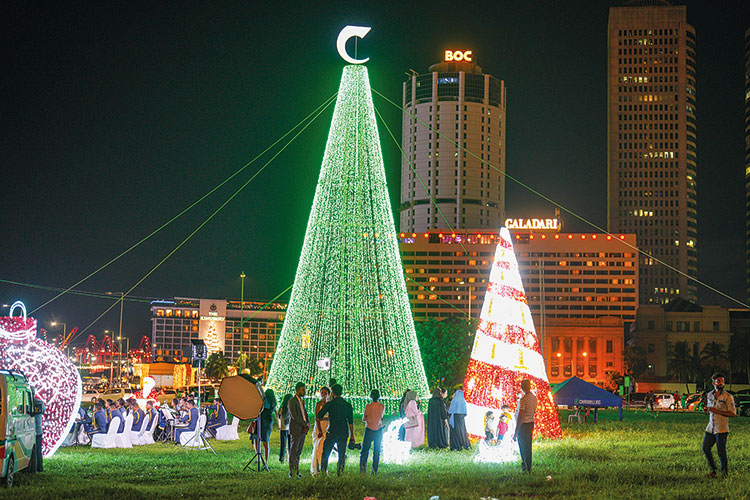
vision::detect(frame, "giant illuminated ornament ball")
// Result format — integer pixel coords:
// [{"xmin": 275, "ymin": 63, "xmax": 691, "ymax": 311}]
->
[
  {"xmin": 0, "ymin": 301, "xmax": 82, "ymax": 457},
  {"xmin": 463, "ymin": 229, "xmax": 562, "ymax": 439}
]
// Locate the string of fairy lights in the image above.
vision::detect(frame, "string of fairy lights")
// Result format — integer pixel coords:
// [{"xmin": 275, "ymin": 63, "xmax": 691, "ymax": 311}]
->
[{"xmin": 266, "ymin": 65, "xmax": 430, "ymax": 406}]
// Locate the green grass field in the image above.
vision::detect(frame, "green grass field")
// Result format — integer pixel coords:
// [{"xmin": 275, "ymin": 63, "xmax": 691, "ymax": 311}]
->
[{"xmin": 3, "ymin": 410, "xmax": 748, "ymax": 500}]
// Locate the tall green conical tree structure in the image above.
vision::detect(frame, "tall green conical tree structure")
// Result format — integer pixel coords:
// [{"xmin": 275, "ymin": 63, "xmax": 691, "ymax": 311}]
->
[{"xmin": 267, "ymin": 65, "xmax": 429, "ymax": 406}]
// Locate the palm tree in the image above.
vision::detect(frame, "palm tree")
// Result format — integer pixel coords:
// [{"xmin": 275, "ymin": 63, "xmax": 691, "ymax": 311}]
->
[
  {"xmin": 624, "ymin": 345, "xmax": 647, "ymax": 380},
  {"xmin": 204, "ymin": 351, "xmax": 230, "ymax": 381},
  {"xmin": 667, "ymin": 341, "xmax": 698, "ymax": 393},
  {"xmin": 700, "ymin": 342, "xmax": 727, "ymax": 374}
]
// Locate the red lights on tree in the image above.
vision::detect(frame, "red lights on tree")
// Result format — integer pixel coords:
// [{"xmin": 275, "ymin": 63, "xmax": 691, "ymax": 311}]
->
[{"xmin": 462, "ymin": 229, "xmax": 562, "ymax": 440}]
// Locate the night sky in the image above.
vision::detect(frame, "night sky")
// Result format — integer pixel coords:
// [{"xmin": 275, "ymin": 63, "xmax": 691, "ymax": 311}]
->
[{"xmin": 2, "ymin": 1, "xmax": 748, "ymax": 346}]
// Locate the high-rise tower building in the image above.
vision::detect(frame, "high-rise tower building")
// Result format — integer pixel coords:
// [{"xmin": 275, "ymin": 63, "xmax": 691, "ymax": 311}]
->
[
  {"xmin": 745, "ymin": 27, "xmax": 750, "ymax": 302},
  {"xmin": 400, "ymin": 52, "xmax": 506, "ymax": 233},
  {"xmin": 607, "ymin": 1, "xmax": 698, "ymax": 305}
]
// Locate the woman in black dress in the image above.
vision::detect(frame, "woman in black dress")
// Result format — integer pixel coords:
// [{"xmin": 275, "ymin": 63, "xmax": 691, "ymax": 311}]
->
[
  {"xmin": 448, "ymin": 389, "xmax": 471, "ymax": 450},
  {"xmin": 258, "ymin": 388, "xmax": 276, "ymax": 470},
  {"xmin": 427, "ymin": 387, "xmax": 450, "ymax": 448}
]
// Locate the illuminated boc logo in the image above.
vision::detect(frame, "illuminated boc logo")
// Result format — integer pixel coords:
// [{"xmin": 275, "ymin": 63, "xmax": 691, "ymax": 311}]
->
[
  {"xmin": 444, "ymin": 50, "xmax": 473, "ymax": 62},
  {"xmin": 337, "ymin": 25, "xmax": 372, "ymax": 64}
]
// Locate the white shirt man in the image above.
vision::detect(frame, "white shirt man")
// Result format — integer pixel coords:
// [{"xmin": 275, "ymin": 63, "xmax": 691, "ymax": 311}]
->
[{"xmin": 702, "ymin": 374, "xmax": 736, "ymax": 477}]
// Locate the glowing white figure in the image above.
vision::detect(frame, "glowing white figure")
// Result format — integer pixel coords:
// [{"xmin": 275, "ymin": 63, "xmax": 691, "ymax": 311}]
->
[
  {"xmin": 381, "ymin": 418, "xmax": 411, "ymax": 464},
  {"xmin": 475, "ymin": 416, "xmax": 518, "ymax": 463}
]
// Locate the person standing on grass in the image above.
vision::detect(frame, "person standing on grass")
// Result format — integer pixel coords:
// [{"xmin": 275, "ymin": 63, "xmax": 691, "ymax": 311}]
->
[
  {"xmin": 310, "ymin": 386, "xmax": 330, "ymax": 475},
  {"xmin": 360, "ymin": 389, "xmax": 385, "ymax": 474},
  {"xmin": 318, "ymin": 384, "xmax": 356, "ymax": 476},
  {"xmin": 277, "ymin": 393, "xmax": 293, "ymax": 463},
  {"xmin": 702, "ymin": 373, "xmax": 736, "ymax": 478},
  {"xmin": 448, "ymin": 388, "xmax": 471, "ymax": 451},
  {"xmin": 513, "ymin": 379, "xmax": 537, "ymax": 473},
  {"xmin": 427, "ymin": 387, "xmax": 449, "ymax": 449},
  {"xmin": 288, "ymin": 382, "xmax": 309, "ymax": 478}
]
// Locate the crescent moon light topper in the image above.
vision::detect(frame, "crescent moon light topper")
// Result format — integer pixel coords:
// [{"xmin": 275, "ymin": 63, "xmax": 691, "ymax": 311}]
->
[{"xmin": 336, "ymin": 25, "xmax": 371, "ymax": 64}]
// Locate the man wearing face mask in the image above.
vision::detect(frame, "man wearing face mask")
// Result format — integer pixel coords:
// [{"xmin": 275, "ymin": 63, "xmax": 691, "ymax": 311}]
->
[{"xmin": 702, "ymin": 373, "xmax": 736, "ymax": 478}]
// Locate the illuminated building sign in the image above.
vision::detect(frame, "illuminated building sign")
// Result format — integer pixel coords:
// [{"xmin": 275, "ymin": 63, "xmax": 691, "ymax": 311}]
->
[
  {"xmin": 199, "ymin": 300, "xmax": 226, "ymax": 354},
  {"xmin": 336, "ymin": 25, "xmax": 371, "ymax": 65},
  {"xmin": 444, "ymin": 50, "xmax": 473, "ymax": 62},
  {"xmin": 505, "ymin": 218, "xmax": 560, "ymax": 231}
]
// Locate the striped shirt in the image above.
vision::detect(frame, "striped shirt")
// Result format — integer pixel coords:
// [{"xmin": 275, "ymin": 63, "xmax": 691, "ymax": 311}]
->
[{"xmin": 515, "ymin": 392, "xmax": 537, "ymax": 424}]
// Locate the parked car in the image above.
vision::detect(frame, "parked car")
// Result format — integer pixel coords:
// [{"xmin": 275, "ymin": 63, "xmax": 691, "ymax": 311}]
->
[
  {"xmin": 1, "ymin": 370, "xmax": 42, "ymax": 487},
  {"xmin": 654, "ymin": 392, "xmax": 676, "ymax": 410},
  {"xmin": 97, "ymin": 388, "xmax": 130, "ymax": 402},
  {"xmin": 685, "ymin": 393, "xmax": 704, "ymax": 411},
  {"xmin": 82, "ymin": 389, "xmax": 100, "ymax": 403},
  {"xmin": 156, "ymin": 388, "xmax": 177, "ymax": 405},
  {"xmin": 623, "ymin": 392, "xmax": 647, "ymax": 409},
  {"xmin": 733, "ymin": 394, "xmax": 750, "ymax": 417}
]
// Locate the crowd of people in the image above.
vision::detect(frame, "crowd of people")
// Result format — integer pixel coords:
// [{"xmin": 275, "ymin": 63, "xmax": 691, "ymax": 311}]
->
[
  {"xmin": 72, "ymin": 394, "xmax": 229, "ymax": 446},
  {"xmin": 247, "ymin": 377, "xmax": 540, "ymax": 477}
]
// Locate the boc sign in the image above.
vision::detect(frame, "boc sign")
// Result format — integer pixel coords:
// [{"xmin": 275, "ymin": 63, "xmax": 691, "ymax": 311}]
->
[{"xmin": 444, "ymin": 50, "xmax": 473, "ymax": 62}]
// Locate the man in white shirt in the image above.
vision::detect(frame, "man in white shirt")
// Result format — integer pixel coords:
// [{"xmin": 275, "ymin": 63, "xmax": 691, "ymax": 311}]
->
[
  {"xmin": 702, "ymin": 373, "xmax": 736, "ymax": 478},
  {"xmin": 512, "ymin": 379, "xmax": 537, "ymax": 473}
]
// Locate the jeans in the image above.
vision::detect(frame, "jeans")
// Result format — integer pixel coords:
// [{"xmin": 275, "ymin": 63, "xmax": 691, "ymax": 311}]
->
[
  {"xmin": 360, "ymin": 427, "xmax": 383, "ymax": 474},
  {"xmin": 321, "ymin": 432, "xmax": 348, "ymax": 475},
  {"xmin": 702, "ymin": 432, "xmax": 728, "ymax": 474},
  {"xmin": 517, "ymin": 422, "xmax": 534, "ymax": 472},
  {"xmin": 279, "ymin": 430, "xmax": 289, "ymax": 461}
]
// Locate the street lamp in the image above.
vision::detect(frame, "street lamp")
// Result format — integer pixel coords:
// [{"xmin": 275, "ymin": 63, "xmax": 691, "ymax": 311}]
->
[
  {"xmin": 51, "ymin": 321, "xmax": 67, "ymax": 355},
  {"xmin": 240, "ymin": 271, "xmax": 246, "ymax": 371},
  {"xmin": 106, "ymin": 291, "xmax": 124, "ymax": 385},
  {"xmin": 118, "ymin": 336, "xmax": 130, "ymax": 386}
]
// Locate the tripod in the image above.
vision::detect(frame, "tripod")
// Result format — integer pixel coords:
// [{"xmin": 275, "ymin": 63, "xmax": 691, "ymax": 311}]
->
[{"xmin": 243, "ymin": 416, "xmax": 267, "ymax": 472}]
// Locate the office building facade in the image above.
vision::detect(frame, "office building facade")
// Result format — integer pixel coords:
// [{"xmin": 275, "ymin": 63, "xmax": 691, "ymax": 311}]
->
[
  {"xmin": 400, "ymin": 52, "xmax": 506, "ymax": 232},
  {"xmin": 150, "ymin": 298, "xmax": 286, "ymax": 378},
  {"xmin": 607, "ymin": 2, "xmax": 698, "ymax": 304}
]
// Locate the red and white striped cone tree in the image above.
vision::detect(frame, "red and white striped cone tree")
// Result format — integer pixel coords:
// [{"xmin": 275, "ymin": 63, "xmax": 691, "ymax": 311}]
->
[{"xmin": 463, "ymin": 228, "xmax": 562, "ymax": 439}]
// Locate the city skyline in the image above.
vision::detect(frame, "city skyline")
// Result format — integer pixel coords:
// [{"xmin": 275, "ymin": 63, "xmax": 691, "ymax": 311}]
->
[{"xmin": 1, "ymin": 2, "xmax": 748, "ymax": 345}]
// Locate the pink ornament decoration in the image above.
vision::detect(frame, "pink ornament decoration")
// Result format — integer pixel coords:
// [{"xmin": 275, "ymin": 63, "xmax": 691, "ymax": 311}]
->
[{"xmin": 0, "ymin": 301, "xmax": 82, "ymax": 457}]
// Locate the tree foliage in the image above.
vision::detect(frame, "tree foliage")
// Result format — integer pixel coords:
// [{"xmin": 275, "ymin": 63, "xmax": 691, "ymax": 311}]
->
[
  {"xmin": 204, "ymin": 351, "xmax": 230, "ymax": 381},
  {"xmin": 233, "ymin": 353, "xmax": 264, "ymax": 378},
  {"xmin": 667, "ymin": 341, "xmax": 698, "ymax": 393},
  {"xmin": 700, "ymin": 341, "xmax": 727, "ymax": 373},
  {"xmin": 623, "ymin": 345, "xmax": 648, "ymax": 383},
  {"xmin": 415, "ymin": 317, "xmax": 477, "ymax": 389}
]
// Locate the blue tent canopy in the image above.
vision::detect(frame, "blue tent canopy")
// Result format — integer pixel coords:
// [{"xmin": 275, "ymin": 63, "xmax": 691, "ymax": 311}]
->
[{"xmin": 552, "ymin": 376, "xmax": 623, "ymax": 421}]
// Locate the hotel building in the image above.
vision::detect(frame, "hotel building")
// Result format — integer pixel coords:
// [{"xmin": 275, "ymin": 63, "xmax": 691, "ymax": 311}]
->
[
  {"xmin": 150, "ymin": 298, "xmax": 286, "ymax": 377},
  {"xmin": 398, "ymin": 224, "xmax": 638, "ymax": 385},
  {"xmin": 607, "ymin": 2, "xmax": 698, "ymax": 304},
  {"xmin": 400, "ymin": 51, "xmax": 507, "ymax": 232}
]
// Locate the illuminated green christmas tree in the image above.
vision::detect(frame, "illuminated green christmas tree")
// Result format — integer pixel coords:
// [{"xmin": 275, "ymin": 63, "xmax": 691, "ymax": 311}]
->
[{"xmin": 267, "ymin": 65, "xmax": 429, "ymax": 405}]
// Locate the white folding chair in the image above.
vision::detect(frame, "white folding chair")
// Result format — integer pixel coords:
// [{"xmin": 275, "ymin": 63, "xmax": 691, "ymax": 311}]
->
[
  {"xmin": 91, "ymin": 416, "xmax": 119, "ymax": 449},
  {"xmin": 568, "ymin": 408, "xmax": 582, "ymax": 423},
  {"xmin": 115, "ymin": 414, "xmax": 134, "ymax": 448},
  {"xmin": 216, "ymin": 417, "xmax": 240, "ymax": 441},
  {"xmin": 137, "ymin": 412, "xmax": 158, "ymax": 445},
  {"xmin": 179, "ymin": 415, "xmax": 206, "ymax": 447}
]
